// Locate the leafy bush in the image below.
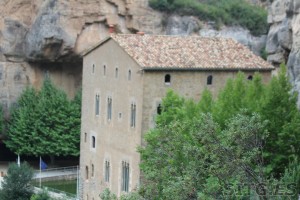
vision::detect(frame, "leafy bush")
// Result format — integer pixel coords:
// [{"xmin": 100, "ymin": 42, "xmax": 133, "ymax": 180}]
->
[
  {"xmin": 0, "ymin": 163, "xmax": 34, "ymax": 200},
  {"xmin": 149, "ymin": 0, "xmax": 268, "ymax": 35},
  {"xmin": 30, "ymin": 189, "xmax": 52, "ymax": 200},
  {"xmin": 100, "ymin": 188, "xmax": 117, "ymax": 200}
]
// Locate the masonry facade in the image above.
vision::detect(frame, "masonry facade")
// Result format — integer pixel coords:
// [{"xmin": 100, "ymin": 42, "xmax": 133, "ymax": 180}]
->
[{"xmin": 80, "ymin": 34, "xmax": 274, "ymax": 199}]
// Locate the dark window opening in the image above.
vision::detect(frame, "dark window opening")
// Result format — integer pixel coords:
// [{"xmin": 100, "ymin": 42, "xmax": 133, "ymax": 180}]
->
[
  {"xmin": 92, "ymin": 164, "xmax": 94, "ymax": 177},
  {"xmin": 107, "ymin": 97, "xmax": 112, "ymax": 120},
  {"xmin": 95, "ymin": 94, "xmax": 100, "ymax": 116},
  {"xmin": 105, "ymin": 160, "xmax": 110, "ymax": 182},
  {"xmin": 84, "ymin": 133, "xmax": 87, "ymax": 143},
  {"xmin": 121, "ymin": 161, "xmax": 130, "ymax": 192},
  {"xmin": 130, "ymin": 103, "xmax": 136, "ymax": 128},
  {"xmin": 85, "ymin": 166, "xmax": 89, "ymax": 180},
  {"xmin": 165, "ymin": 74, "xmax": 171, "ymax": 84},
  {"xmin": 103, "ymin": 65, "xmax": 106, "ymax": 76},
  {"xmin": 157, "ymin": 104, "xmax": 162, "ymax": 115},
  {"xmin": 92, "ymin": 136, "xmax": 96, "ymax": 148},
  {"xmin": 92, "ymin": 64, "xmax": 95, "ymax": 74},
  {"xmin": 207, "ymin": 75, "xmax": 213, "ymax": 85}
]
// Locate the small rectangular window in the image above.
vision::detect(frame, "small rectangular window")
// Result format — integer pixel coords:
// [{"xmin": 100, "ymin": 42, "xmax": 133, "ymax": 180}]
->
[
  {"xmin": 105, "ymin": 160, "xmax": 110, "ymax": 182},
  {"xmin": 130, "ymin": 103, "xmax": 136, "ymax": 128},
  {"xmin": 95, "ymin": 94, "xmax": 100, "ymax": 116},
  {"xmin": 92, "ymin": 136, "xmax": 96, "ymax": 148},
  {"xmin": 86, "ymin": 166, "xmax": 89, "ymax": 180},
  {"xmin": 121, "ymin": 161, "xmax": 130, "ymax": 192},
  {"xmin": 107, "ymin": 97, "xmax": 112, "ymax": 120},
  {"xmin": 92, "ymin": 164, "xmax": 94, "ymax": 177}
]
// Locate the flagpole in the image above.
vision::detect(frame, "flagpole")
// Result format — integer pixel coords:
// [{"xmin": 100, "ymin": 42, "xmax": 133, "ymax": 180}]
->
[
  {"xmin": 39, "ymin": 156, "xmax": 41, "ymax": 188},
  {"xmin": 17, "ymin": 155, "xmax": 20, "ymax": 167},
  {"xmin": 77, "ymin": 165, "xmax": 79, "ymax": 199}
]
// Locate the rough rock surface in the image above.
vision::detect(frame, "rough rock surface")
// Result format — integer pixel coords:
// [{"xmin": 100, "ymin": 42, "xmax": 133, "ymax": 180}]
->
[
  {"xmin": 0, "ymin": 0, "xmax": 164, "ymax": 112},
  {"xmin": 267, "ymin": 0, "xmax": 300, "ymax": 106},
  {"xmin": 199, "ymin": 26, "xmax": 267, "ymax": 56},
  {"xmin": 0, "ymin": 0, "xmax": 298, "ymax": 111}
]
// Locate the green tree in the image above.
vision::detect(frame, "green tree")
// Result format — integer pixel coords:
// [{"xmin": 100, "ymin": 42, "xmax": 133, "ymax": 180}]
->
[
  {"xmin": 5, "ymin": 87, "xmax": 38, "ymax": 155},
  {"xmin": 139, "ymin": 65, "xmax": 300, "ymax": 197},
  {"xmin": 212, "ymin": 72, "xmax": 248, "ymax": 128},
  {"xmin": 260, "ymin": 65, "xmax": 300, "ymax": 175},
  {"xmin": 0, "ymin": 163, "xmax": 34, "ymax": 200},
  {"xmin": 197, "ymin": 88, "xmax": 214, "ymax": 113},
  {"xmin": 5, "ymin": 78, "xmax": 81, "ymax": 159},
  {"xmin": 210, "ymin": 66, "xmax": 300, "ymax": 176},
  {"xmin": 139, "ymin": 89, "xmax": 268, "ymax": 199}
]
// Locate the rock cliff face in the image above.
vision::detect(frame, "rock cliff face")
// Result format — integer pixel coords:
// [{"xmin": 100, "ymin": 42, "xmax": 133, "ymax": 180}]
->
[
  {"xmin": 0, "ymin": 0, "xmax": 163, "ymax": 113},
  {"xmin": 0, "ymin": 0, "xmax": 299, "ymax": 112},
  {"xmin": 267, "ymin": 0, "xmax": 300, "ymax": 105}
]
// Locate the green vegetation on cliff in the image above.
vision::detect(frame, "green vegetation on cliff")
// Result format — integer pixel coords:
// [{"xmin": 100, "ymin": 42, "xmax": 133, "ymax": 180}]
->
[{"xmin": 149, "ymin": 0, "xmax": 268, "ymax": 35}]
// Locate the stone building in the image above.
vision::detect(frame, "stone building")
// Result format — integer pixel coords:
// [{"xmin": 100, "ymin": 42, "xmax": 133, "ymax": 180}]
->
[{"xmin": 80, "ymin": 34, "xmax": 274, "ymax": 199}]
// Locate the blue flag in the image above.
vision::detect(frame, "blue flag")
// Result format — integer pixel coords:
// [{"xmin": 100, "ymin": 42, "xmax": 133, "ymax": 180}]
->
[{"xmin": 40, "ymin": 159, "xmax": 47, "ymax": 170}]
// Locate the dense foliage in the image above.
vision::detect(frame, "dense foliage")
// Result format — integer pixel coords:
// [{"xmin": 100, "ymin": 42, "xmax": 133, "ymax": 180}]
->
[
  {"xmin": 0, "ymin": 163, "xmax": 34, "ymax": 200},
  {"xmin": 5, "ymin": 78, "xmax": 81, "ymax": 157},
  {"xmin": 211, "ymin": 66, "xmax": 300, "ymax": 176},
  {"xmin": 137, "ymin": 66, "xmax": 300, "ymax": 199},
  {"xmin": 149, "ymin": 0, "xmax": 268, "ymax": 35}
]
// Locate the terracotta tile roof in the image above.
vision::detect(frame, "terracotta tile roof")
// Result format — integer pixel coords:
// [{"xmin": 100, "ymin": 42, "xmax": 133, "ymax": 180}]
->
[{"xmin": 110, "ymin": 34, "xmax": 274, "ymax": 70}]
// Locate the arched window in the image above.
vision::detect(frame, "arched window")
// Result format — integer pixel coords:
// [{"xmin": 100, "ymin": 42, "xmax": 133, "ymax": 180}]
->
[
  {"xmin": 92, "ymin": 64, "xmax": 95, "ymax": 74},
  {"xmin": 85, "ymin": 166, "xmax": 89, "ymax": 180},
  {"xmin": 92, "ymin": 136, "xmax": 95, "ymax": 148},
  {"xmin": 248, "ymin": 75, "xmax": 253, "ymax": 80},
  {"xmin": 128, "ymin": 70, "xmax": 131, "ymax": 81},
  {"xmin": 115, "ymin": 68, "xmax": 118, "ymax": 78},
  {"xmin": 84, "ymin": 133, "xmax": 87, "ymax": 143},
  {"xmin": 103, "ymin": 65, "xmax": 106, "ymax": 76},
  {"xmin": 165, "ymin": 74, "xmax": 171, "ymax": 85},
  {"xmin": 207, "ymin": 75, "xmax": 213, "ymax": 85}
]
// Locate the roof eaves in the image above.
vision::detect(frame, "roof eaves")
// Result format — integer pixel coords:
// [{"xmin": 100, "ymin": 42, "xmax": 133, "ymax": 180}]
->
[{"xmin": 142, "ymin": 66, "xmax": 275, "ymax": 71}]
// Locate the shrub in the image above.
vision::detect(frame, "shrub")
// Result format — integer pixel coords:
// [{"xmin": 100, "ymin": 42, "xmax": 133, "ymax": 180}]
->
[
  {"xmin": 30, "ymin": 189, "xmax": 52, "ymax": 200},
  {"xmin": 0, "ymin": 163, "xmax": 34, "ymax": 200}
]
